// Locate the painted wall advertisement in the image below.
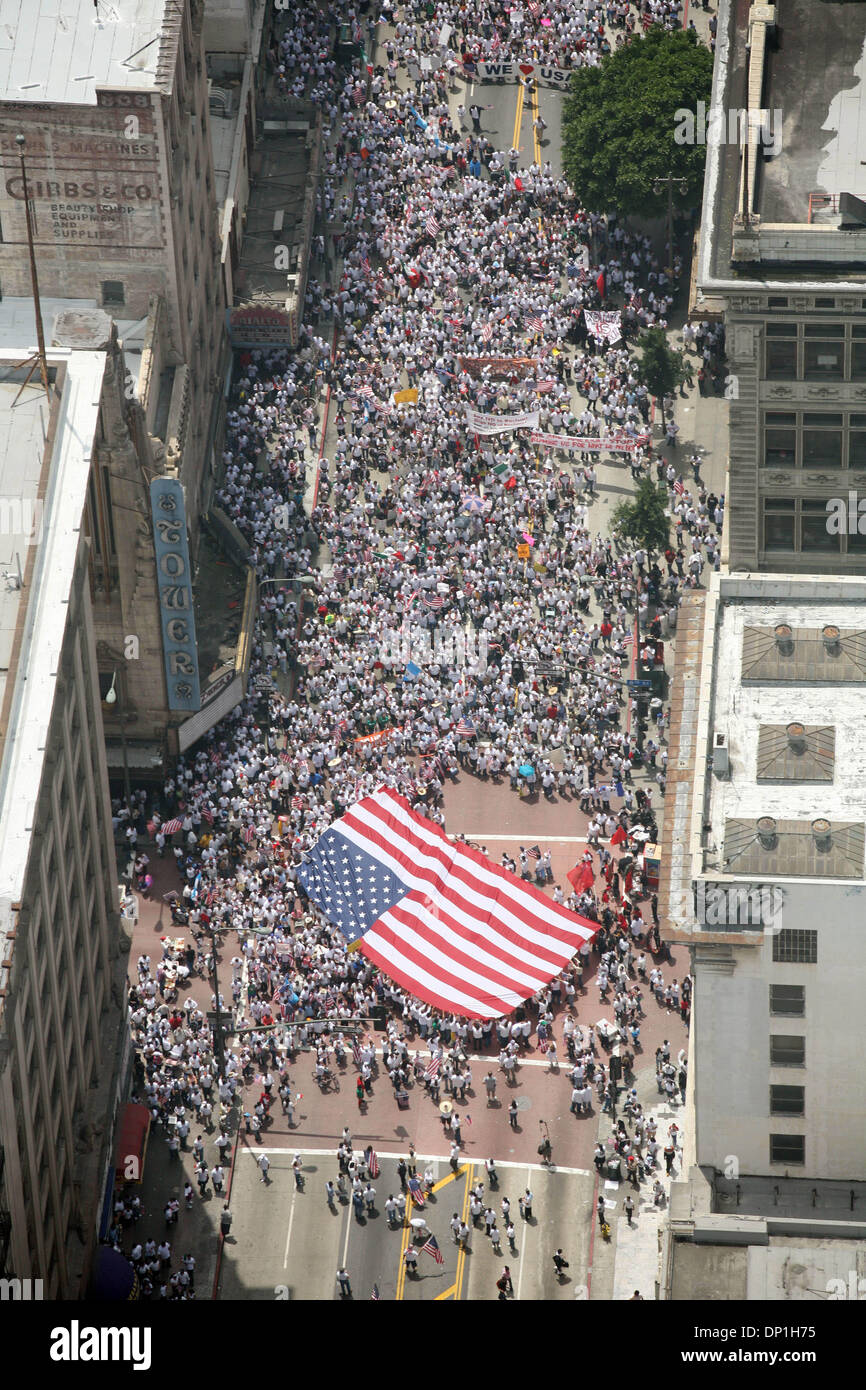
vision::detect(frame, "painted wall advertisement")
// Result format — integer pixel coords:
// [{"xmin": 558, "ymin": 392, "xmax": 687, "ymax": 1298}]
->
[
  {"xmin": 150, "ymin": 477, "xmax": 201, "ymax": 714},
  {"xmin": 228, "ymin": 303, "xmax": 299, "ymax": 349},
  {"xmin": 0, "ymin": 92, "xmax": 164, "ymax": 255}
]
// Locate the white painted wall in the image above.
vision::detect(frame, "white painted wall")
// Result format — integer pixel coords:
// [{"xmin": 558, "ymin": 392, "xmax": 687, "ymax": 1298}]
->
[{"xmin": 693, "ymin": 880, "xmax": 866, "ymax": 1180}]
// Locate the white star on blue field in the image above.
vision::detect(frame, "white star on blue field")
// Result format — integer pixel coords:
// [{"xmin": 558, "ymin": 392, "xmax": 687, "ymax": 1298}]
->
[{"xmin": 297, "ymin": 827, "xmax": 410, "ymax": 943}]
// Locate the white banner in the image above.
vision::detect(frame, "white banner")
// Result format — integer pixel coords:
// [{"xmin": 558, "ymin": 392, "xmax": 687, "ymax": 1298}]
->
[
  {"xmin": 466, "ymin": 407, "xmax": 540, "ymax": 435},
  {"xmin": 462, "ymin": 59, "xmax": 571, "ymax": 90},
  {"xmin": 530, "ymin": 431, "xmax": 650, "ymax": 453},
  {"xmin": 583, "ymin": 309, "xmax": 622, "ymax": 344}
]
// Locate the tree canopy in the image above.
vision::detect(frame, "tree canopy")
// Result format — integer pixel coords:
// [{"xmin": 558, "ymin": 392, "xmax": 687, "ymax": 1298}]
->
[
  {"xmin": 636, "ymin": 326, "xmax": 690, "ymax": 402},
  {"xmin": 562, "ymin": 27, "xmax": 714, "ymax": 218},
  {"xmin": 611, "ymin": 476, "xmax": 671, "ymax": 555}
]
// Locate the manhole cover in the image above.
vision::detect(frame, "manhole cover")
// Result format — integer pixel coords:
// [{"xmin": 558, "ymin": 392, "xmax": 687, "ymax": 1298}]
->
[{"xmin": 515, "ymin": 1096, "xmax": 532, "ymax": 1111}]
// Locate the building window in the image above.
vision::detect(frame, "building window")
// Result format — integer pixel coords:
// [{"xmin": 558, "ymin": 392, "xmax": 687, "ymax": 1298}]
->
[
  {"xmin": 770, "ymin": 1034, "xmax": 805, "ymax": 1067},
  {"xmin": 769, "ymin": 984, "xmax": 805, "ymax": 1016},
  {"xmin": 765, "ymin": 330, "xmax": 797, "ymax": 379},
  {"xmin": 803, "ymin": 324, "xmax": 845, "ymax": 380},
  {"xmin": 770, "ymin": 1133, "xmax": 805, "ymax": 1165},
  {"xmin": 764, "ymin": 413, "xmax": 797, "ymax": 467},
  {"xmin": 763, "ymin": 497, "xmax": 795, "ymax": 551},
  {"xmin": 772, "ymin": 929, "xmax": 817, "ymax": 964},
  {"xmin": 101, "ymin": 280, "xmax": 125, "ymax": 308},
  {"xmin": 814, "ymin": 297, "xmax": 836, "ymax": 309},
  {"xmin": 767, "ymin": 296, "xmax": 788, "ymax": 308},
  {"xmin": 801, "ymin": 498, "xmax": 841, "ymax": 552},
  {"xmin": 802, "ymin": 416, "xmax": 843, "ymax": 469},
  {"xmin": 770, "ymin": 1085, "xmax": 805, "ymax": 1116}
]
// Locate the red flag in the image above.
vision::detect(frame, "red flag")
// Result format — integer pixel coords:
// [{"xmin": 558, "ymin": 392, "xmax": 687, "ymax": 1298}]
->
[
  {"xmin": 609, "ymin": 825, "xmax": 627, "ymax": 847},
  {"xmin": 568, "ymin": 862, "xmax": 595, "ymax": 894},
  {"xmin": 596, "ymin": 271, "xmax": 605, "ymax": 298},
  {"xmin": 514, "ymin": 176, "xmax": 524, "ymax": 191}
]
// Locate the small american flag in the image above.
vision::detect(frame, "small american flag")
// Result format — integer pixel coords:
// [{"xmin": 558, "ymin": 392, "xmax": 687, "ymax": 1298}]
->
[
  {"xmin": 242, "ymin": 826, "xmax": 256, "ymax": 844},
  {"xmin": 528, "ymin": 0, "xmax": 541, "ymax": 14},
  {"xmin": 424, "ymin": 1056, "xmax": 442, "ymax": 1080},
  {"xmin": 424, "ymin": 594, "xmax": 445, "ymax": 611},
  {"xmin": 490, "ymin": 32, "xmax": 501, "ymax": 52},
  {"xmin": 527, "ymin": 845, "xmax": 541, "ymax": 861},
  {"xmin": 481, "ymin": 323, "xmax": 494, "ymax": 343},
  {"xmin": 408, "ymin": 1177, "xmax": 425, "ymax": 1207},
  {"xmin": 369, "ymin": 1150, "xmax": 380, "ymax": 1178},
  {"xmin": 361, "ymin": 254, "xmax": 372, "ymax": 277},
  {"xmin": 630, "ymin": 291, "xmax": 643, "ymax": 310},
  {"xmin": 538, "ymin": 1036, "xmax": 550, "ymax": 1054},
  {"xmin": 526, "ymin": 315, "xmax": 545, "ymax": 335},
  {"xmin": 352, "ymin": 1040, "xmax": 363, "ymax": 1067},
  {"xmin": 426, "ymin": 214, "xmax": 440, "ymax": 237},
  {"xmin": 421, "ymin": 1234, "xmax": 445, "ymax": 1264},
  {"xmin": 161, "ymin": 818, "xmax": 183, "ymax": 836},
  {"xmin": 673, "ymin": 479, "xmax": 686, "ymax": 496},
  {"xmin": 201, "ymin": 808, "xmax": 214, "ymax": 825},
  {"xmin": 371, "ymin": 1284, "xmax": 381, "ymax": 1300},
  {"xmin": 455, "ymin": 719, "xmax": 476, "ymax": 737}
]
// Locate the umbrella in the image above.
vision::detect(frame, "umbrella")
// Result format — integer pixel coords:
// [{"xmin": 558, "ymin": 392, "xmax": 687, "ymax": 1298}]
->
[{"xmin": 462, "ymin": 495, "xmax": 486, "ymax": 514}]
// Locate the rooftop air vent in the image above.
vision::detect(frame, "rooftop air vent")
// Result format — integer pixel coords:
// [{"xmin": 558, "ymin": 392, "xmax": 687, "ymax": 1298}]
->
[
  {"xmin": 757, "ymin": 816, "xmax": 778, "ymax": 851},
  {"xmin": 811, "ymin": 818, "xmax": 832, "ymax": 852},
  {"xmin": 774, "ymin": 623, "xmax": 794, "ymax": 656}
]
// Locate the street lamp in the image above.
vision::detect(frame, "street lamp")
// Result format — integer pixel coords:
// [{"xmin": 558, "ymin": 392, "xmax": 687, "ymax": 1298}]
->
[
  {"xmin": 103, "ymin": 669, "xmax": 132, "ymax": 809},
  {"xmin": 652, "ymin": 175, "xmax": 688, "ymax": 284}
]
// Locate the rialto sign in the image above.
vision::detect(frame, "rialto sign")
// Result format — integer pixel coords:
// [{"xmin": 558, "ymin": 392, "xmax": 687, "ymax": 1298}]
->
[{"xmin": 461, "ymin": 59, "xmax": 570, "ymax": 89}]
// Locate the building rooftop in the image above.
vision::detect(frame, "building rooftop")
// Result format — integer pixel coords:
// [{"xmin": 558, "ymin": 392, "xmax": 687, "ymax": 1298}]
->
[
  {"xmin": 696, "ymin": 0, "xmax": 866, "ymax": 297},
  {"xmin": 0, "ymin": 346, "xmax": 105, "ymax": 1014},
  {"xmin": 0, "ymin": 0, "xmax": 176, "ymax": 106},
  {"xmin": 704, "ymin": 587, "xmax": 866, "ymax": 881}
]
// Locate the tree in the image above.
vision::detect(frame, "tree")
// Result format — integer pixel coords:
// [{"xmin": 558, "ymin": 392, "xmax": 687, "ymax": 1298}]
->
[
  {"xmin": 561, "ymin": 28, "xmax": 713, "ymax": 218},
  {"xmin": 611, "ymin": 476, "xmax": 670, "ymax": 555},
  {"xmin": 636, "ymin": 326, "xmax": 690, "ymax": 407}
]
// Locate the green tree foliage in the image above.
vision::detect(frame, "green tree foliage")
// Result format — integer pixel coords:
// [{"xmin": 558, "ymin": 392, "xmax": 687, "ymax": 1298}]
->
[
  {"xmin": 636, "ymin": 326, "xmax": 690, "ymax": 402},
  {"xmin": 562, "ymin": 28, "xmax": 714, "ymax": 217},
  {"xmin": 611, "ymin": 476, "xmax": 671, "ymax": 555}
]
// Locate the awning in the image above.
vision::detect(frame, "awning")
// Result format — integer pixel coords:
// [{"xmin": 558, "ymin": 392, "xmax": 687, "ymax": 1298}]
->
[
  {"xmin": 114, "ymin": 1103, "xmax": 150, "ymax": 1185},
  {"xmin": 105, "ymin": 741, "xmax": 164, "ymax": 770}
]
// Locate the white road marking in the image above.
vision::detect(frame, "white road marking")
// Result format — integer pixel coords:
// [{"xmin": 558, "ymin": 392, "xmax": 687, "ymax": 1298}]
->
[
  {"xmin": 340, "ymin": 1193, "xmax": 353, "ymax": 1268},
  {"xmin": 448, "ymin": 834, "xmax": 592, "ymax": 843},
  {"xmin": 242, "ymin": 1148, "xmax": 590, "ymax": 1177},
  {"xmin": 283, "ymin": 1186, "xmax": 298, "ymax": 1269},
  {"xmin": 516, "ymin": 1166, "xmax": 531, "ymax": 1302}
]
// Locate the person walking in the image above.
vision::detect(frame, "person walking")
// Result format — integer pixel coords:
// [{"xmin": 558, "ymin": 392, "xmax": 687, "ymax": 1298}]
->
[
  {"xmin": 624, "ymin": 1195, "xmax": 635, "ymax": 1225},
  {"xmin": 508, "ymin": 1099, "xmax": 519, "ymax": 1130},
  {"xmin": 484, "ymin": 1072, "xmax": 497, "ymax": 1104},
  {"xmin": 496, "ymin": 1265, "xmax": 514, "ymax": 1299},
  {"xmin": 506, "ymin": 1220, "xmax": 517, "ymax": 1254},
  {"xmin": 337, "ymin": 1267, "xmax": 352, "ymax": 1297},
  {"xmin": 325, "ymin": 1179, "xmax": 337, "ymax": 1210},
  {"xmin": 220, "ymin": 1204, "xmax": 233, "ymax": 1238},
  {"xmin": 552, "ymin": 1248, "xmax": 569, "ymax": 1279},
  {"xmin": 520, "ymin": 1187, "xmax": 533, "ymax": 1221},
  {"xmin": 258, "ymin": 1153, "xmax": 270, "ymax": 1184},
  {"xmin": 292, "ymin": 1154, "xmax": 304, "ymax": 1189}
]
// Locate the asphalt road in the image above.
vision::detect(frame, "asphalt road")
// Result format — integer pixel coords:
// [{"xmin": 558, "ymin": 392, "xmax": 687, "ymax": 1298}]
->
[{"xmin": 218, "ymin": 1149, "xmax": 594, "ymax": 1302}]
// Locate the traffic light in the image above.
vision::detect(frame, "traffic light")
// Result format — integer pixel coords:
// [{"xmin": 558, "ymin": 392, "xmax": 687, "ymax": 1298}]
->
[{"xmin": 370, "ymin": 1005, "xmax": 387, "ymax": 1033}]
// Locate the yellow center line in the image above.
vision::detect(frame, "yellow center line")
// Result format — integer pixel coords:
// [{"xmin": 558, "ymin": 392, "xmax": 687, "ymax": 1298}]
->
[
  {"xmin": 454, "ymin": 1162, "xmax": 474, "ymax": 1300},
  {"xmin": 531, "ymin": 83, "xmax": 543, "ymax": 233},
  {"xmin": 395, "ymin": 1189, "xmax": 412, "ymax": 1300},
  {"xmin": 512, "ymin": 81, "xmax": 525, "ymax": 158}
]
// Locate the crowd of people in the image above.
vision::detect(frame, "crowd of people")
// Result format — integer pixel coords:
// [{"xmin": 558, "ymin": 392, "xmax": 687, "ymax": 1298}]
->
[{"xmin": 111, "ymin": 0, "xmax": 720, "ymax": 1296}]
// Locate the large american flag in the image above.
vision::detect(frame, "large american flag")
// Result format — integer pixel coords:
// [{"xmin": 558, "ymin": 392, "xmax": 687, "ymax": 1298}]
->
[
  {"xmin": 426, "ymin": 214, "xmax": 440, "ymax": 237},
  {"xmin": 481, "ymin": 323, "xmax": 494, "ymax": 343},
  {"xmin": 526, "ymin": 315, "xmax": 545, "ymax": 336},
  {"xmin": 160, "ymin": 817, "xmax": 183, "ymax": 836},
  {"xmin": 296, "ymin": 788, "xmax": 598, "ymax": 1019}
]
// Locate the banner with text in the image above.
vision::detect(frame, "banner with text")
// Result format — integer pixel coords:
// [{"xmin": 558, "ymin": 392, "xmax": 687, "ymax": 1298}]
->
[
  {"xmin": 530, "ymin": 431, "xmax": 650, "ymax": 454},
  {"xmin": 458, "ymin": 356, "xmax": 538, "ymax": 377},
  {"xmin": 466, "ymin": 407, "xmax": 540, "ymax": 435},
  {"xmin": 462, "ymin": 59, "xmax": 570, "ymax": 89},
  {"xmin": 583, "ymin": 309, "xmax": 622, "ymax": 344}
]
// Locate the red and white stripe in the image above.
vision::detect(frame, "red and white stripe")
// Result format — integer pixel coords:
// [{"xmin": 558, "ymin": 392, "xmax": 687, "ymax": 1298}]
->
[{"xmin": 336, "ymin": 789, "xmax": 597, "ymax": 1019}]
